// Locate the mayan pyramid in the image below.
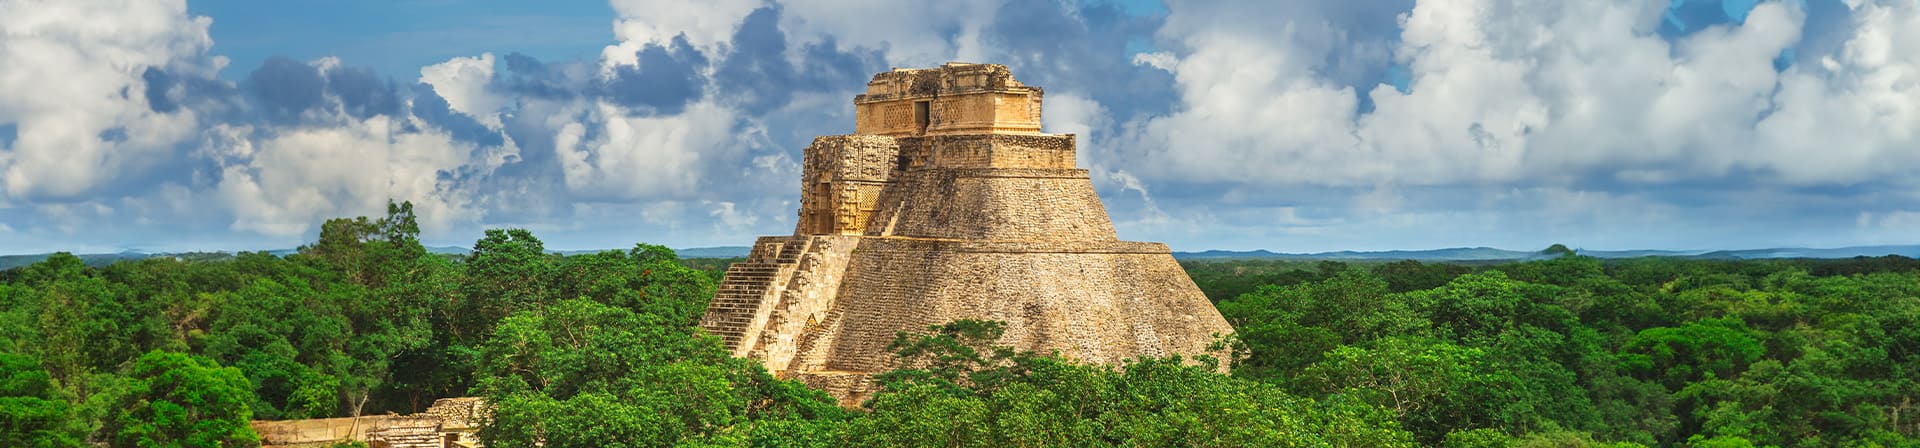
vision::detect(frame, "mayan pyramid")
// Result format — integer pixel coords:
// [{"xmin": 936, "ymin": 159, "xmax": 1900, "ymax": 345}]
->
[{"xmin": 698, "ymin": 63, "xmax": 1234, "ymax": 405}]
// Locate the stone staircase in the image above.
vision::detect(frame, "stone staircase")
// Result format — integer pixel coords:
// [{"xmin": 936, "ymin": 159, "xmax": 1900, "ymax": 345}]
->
[
  {"xmin": 364, "ymin": 424, "xmax": 445, "ymax": 448},
  {"xmin": 700, "ymin": 237, "xmax": 814, "ymax": 354}
]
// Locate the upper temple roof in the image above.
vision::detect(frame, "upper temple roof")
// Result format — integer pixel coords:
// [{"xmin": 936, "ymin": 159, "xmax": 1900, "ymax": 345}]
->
[
  {"xmin": 852, "ymin": 63, "xmax": 1045, "ymax": 137},
  {"xmin": 855, "ymin": 63, "xmax": 1040, "ymax": 101}
]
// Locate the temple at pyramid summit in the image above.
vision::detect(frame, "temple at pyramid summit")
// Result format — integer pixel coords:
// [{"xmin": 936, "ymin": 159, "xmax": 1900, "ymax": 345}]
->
[{"xmin": 697, "ymin": 63, "xmax": 1234, "ymax": 405}]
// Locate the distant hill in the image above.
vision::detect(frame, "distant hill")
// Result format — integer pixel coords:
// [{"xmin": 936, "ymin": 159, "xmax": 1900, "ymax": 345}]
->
[
  {"xmin": 1173, "ymin": 245, "xmax": 1920, "ymax": 262},
  {"xmin": 426, "ymin": 245, "xmax": 472, "ymax": 255},
  {"xmin": 1175, "ymin": 247, "xmax": 1552, "ymax": 261},
  {"xmin": 1679, "ymin": 245, "xmax": 1920, "ymax": 260},
  {"xmin": 0, "ymin": 251, "xmax": 155, "ymax": 270},
  {"xmin": 674, "ymin": 246, "xmax": 751, "ymax": 258}
]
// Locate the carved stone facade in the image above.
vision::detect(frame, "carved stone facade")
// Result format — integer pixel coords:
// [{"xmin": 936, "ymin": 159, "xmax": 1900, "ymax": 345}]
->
[
  {"xmin": 700, "ymin": 63, "xmax": 1234, "ymax": 406},
  {"xmin": 853, "ymin": 63, "xmax": 1043, "ymax": 137}
]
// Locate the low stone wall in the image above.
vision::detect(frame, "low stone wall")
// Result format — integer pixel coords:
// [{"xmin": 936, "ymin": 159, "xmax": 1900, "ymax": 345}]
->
[
  {"xmin": 253, "ymin": 398, "xmax": 484, "ymax": 448},
  {"xmin": 254, "ymin": 416, "xmax": 368, "ymax": 447}
]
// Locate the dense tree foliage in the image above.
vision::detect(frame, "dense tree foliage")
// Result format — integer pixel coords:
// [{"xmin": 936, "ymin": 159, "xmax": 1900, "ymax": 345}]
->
[
  {"xmin": 1209, "ymin": 254, "xmax": 1920, "ymax": 446},
  {"xmin": 104, "ymin": 351, "xmax": 259, "ymax": 447},
  {"xmin": 0, "ymin": 352, "xmax": 83, "ymax": 447},
  {"xmin": 5, "ymin": 203, "xmax": 1392, "ymax": 446},
  {"xmin": 9, "ymin": 205, "xmax": 1920, "ymax": 446}
]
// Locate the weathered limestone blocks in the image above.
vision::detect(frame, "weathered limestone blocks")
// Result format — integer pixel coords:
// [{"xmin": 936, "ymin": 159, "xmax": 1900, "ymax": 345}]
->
[
  {"xmin": 794, "ymin": 249, "xmax": 1218, "ymax": 370},
  {"xmin": 253, "ymin": 397, "xmax": 484, "ymax": 448},
  {"xmin": 699, "ymin": 63, "xmax": 1233, "ymax": 407},
  {"xmin": 865, "ymin": 168, "xmax": 1117, "ymax": 242},
  {"xmin": 899, "ymin": 134, "xmax": 1078, "ymax": 170}
]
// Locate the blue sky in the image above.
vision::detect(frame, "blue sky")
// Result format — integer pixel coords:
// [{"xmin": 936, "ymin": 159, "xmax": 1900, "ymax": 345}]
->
[
  {"xmin": 187, "ymin": 1, "xmax": 612, "ymax": 83},
  {"xmin": 1, "ymin": 0, "xmax": 1917, "ymax": 254}
]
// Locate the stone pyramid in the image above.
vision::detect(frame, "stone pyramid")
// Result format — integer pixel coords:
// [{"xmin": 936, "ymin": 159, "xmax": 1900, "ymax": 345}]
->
[{"xmin": 698, "ymin": 63, "xmax": 1234, "ymax": 405}]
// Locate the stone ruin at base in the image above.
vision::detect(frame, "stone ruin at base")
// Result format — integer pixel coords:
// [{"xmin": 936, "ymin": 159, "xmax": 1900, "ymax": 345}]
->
[
  {"xmin": 698, "ymin": 63, "xmax": 1236, "ymax": 406},
  {"xmin": 252, "ymin": 397, "xmax": 484, "ymax": 448}
]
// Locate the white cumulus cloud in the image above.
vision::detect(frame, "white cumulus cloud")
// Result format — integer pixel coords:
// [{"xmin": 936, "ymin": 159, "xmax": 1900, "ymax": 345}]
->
[
  {"xmin": 420, "ymin": 53, "xmax": 507, "ymax": 128},
  {"xmin": 0, "ymin": 0, "xmax": 213, "ymax": 200},
  {"xmin": 602, "ymin": 0, "xmax": 762, "ymax": 68},
  {"xmin": 217, "ymin": 114, "xmax": 478, "ymax": 237}
]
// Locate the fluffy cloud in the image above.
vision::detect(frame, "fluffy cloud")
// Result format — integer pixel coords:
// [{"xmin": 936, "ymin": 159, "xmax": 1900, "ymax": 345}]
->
[
  {"xmin": 602, "ymin": 0, "xmax": 761, "ymax": 67},
  {"xmin": 0, "ymin": 0, "xmax": 869, "ymax": 251},
  {"xmin": 1120, "ymin": 0, "xmax": 1917, "ymax": 192},
  {"xmin": 419, "ymin": 53, "xmax": 507, "ymax": 128},
  {"xmin": 552, "ymin": 100, "xmax": 738, "ymax": 200},
  {"xmin": 0, "ymin": 0, "xmax": 211, "ymax": 200},
  {"xmin": 1082, "ymin": 0, "xmax": 1920, "ymax": 250},
  {"xmin": 1755, "ymin": 0, "xmax": 1920, "ymax": 184},
  {"xmin": 216, "ymin": 114, "xmax": 478, "ymax": 237},
  {"xmin": 778, "ymin": 0, "xmax": 1006, "ymax": 66},
  {"xmin": 4, "ymin": 0, "xmax": 1920, "ymax": 253}
]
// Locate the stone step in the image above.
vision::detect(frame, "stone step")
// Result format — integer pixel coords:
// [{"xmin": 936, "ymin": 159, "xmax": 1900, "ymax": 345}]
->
[
  {"xmin": 703, "ymin": 251, "xmax": 808, "ymax": 352},
  {"xmin": 773, "ymin": 240, "xmax": 812, "ymax": 262}
]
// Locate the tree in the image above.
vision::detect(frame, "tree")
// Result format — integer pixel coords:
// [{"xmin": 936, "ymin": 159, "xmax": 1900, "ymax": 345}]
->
[
  {"xmin": 1372, "ymin": 260, "xmax": 1473, "ymax": 293},
  {"xmin": 857, "ymin": 320, "xmax": 1418, "ymax": 447},
  {"xmin": 1617, "ymin": 318, "xmax": 1764, "ymax": 390},
  {"xmin": 472, "ymin": 299, "xmax": 838, "ymax": 447},
  {"xmin": 106, "ymin": 350, "xmax": 259, "ymax": 448},
  {"xmin": 1216, "ymin": 270, "xmax": 1424, "ymax": 382},
  {"xmin": 290, "ymin": 201, "xmax": 447, "ymax": 415},
  {"xmin": 457, "ymin": 228, "xmax": 552, "ymax": 344},
  {"xmin": 0, "ymin": 353, "xmax": 82, "ymax": 447}
]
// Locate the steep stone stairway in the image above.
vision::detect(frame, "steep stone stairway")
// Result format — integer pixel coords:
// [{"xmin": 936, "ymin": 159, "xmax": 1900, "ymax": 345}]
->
[{"xmin": 700, "ymin": 237, "xmax": 813, "ymax": 354}]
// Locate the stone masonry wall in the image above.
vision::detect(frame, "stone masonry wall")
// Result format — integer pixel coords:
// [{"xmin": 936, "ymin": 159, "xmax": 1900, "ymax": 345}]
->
[
  {"xmin": 254, "ymin": 398, "xmax": 483, "ymax": 448},
  {"xmin": 898, "ymin": 134, "xmax": 1077, "ymax": 170},
  {"xmin": 863, "ymin": 168, "xmax": 1117, "ymax": 241},
  {"xmin": 798, "ymin": 247, "xmax": 1227, "ymax": 374}
]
